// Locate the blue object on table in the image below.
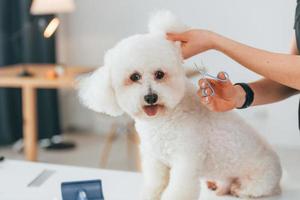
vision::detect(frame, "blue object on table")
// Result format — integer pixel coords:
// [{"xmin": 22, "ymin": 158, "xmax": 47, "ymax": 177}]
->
[{"xmin": 61, "ymin": 179, "xmax": 104, "ymax": 200}]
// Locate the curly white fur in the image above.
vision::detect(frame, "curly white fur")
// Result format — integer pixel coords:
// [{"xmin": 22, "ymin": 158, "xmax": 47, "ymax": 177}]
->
[
  {"xmin": 148, "ymin": 10, "xmax": 188, "ymax": 34},
  {"xmin": 78, "ymin": 10, "xmax": 282, "ymax": 200}
]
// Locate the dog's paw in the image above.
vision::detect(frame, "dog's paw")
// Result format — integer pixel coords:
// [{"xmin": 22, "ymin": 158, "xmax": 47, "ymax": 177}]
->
[
  {"xmin": 207, "ymin": 180, "xmax": 231, "ymax": 196},
  {"xmin": 206, "ymin": 181, "xmax": 218, "ymax": 191}
]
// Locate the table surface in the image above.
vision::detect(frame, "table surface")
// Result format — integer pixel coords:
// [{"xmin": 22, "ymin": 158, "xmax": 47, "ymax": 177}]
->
[
  {"xmin": 0, "ymin": 159, "xmax": 299, "ymax": 200},
  {"xmin": 0, "ymin": 160, "xmax": 141, "ymax": 200},
  {"xmin": 0, "ymin": 64, "xmax": 95, "ymax": 161},
  {"xmin": 0, "ymin": 64, "xmax": 93, "ymax": 88}
]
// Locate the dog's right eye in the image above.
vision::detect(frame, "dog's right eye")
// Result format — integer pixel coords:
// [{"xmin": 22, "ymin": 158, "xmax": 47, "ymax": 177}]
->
[{"xmin": 130, "ymin": 72, "xmax": 141, "ymax": 82}]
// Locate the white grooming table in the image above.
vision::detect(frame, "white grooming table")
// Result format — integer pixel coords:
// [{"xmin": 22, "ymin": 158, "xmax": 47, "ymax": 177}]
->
[
  {"xmin": 0, "ymin": 160, "xmax": 141, "ymax": 200},
  {"xmin": 0, "ymin": 159, "xmax": 299, "ymax": 200}
]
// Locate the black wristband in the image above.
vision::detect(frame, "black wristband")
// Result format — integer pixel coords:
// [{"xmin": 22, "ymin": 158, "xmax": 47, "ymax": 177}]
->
[{"xmin": 234, "ymin": 83, "xmax": 254, "ymax": 109}]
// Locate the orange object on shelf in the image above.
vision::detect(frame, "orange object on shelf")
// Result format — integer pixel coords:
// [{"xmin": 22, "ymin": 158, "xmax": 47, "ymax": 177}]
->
[{"xmin": 46, "ymin": 69, "xmax": 58, "ymax": 79}]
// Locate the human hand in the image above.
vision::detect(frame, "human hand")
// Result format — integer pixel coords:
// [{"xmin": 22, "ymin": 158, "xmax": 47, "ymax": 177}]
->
[
  {"xmin": 166, "ymin": 29, "xmax": 216, "ymax": 59},
  {"xmin": 197, "ymin": 72, "xmax": 246, "ymax": 112}
]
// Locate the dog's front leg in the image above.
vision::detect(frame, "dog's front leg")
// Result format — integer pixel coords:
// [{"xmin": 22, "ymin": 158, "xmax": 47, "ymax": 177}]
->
[
  {"xmin": 161, "ymin": 162, "xmax": 201, "ymax": 200},
  {"xmin": 141, "ymin": 155, "xmax": 169, "ymax": 200}
]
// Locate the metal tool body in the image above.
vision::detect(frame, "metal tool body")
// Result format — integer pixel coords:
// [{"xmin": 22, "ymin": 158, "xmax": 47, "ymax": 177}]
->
[{"xmin": 194, "ymin": 63, "xmax": 229, "ymax": 97}]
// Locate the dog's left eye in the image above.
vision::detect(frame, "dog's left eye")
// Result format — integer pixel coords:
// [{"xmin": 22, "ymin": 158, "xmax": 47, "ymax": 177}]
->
[
  {"xmin": 130, "ymin": 72, "xmax": 141, "ymax": 82},
  {"xmin": 154, "ymin": 70, "xmax": 165, "ymax": 80}
]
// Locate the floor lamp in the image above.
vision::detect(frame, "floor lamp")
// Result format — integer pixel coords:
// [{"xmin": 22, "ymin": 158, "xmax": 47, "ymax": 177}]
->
[
  {"xmin": 31, "ymin": 0, "xmax": 76, "ymax": 150},
  {"xmin": 30, "ymin": 0, "xmax": 75, "ymax": 38}
]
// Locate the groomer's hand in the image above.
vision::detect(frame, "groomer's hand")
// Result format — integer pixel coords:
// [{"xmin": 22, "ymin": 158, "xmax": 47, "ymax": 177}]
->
[
  {"xmin": 197, "ymin": 72, "xmax": 246, "ymax": 112},
  {"xmin": 166, "ymin": 29, "xmax": 216, "ymax": 59}
]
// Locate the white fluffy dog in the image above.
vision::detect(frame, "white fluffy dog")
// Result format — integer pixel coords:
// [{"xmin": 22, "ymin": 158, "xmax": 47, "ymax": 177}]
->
[{"xmin": 78, "ymin": 11, "xmax": 282, "ymax": 200}]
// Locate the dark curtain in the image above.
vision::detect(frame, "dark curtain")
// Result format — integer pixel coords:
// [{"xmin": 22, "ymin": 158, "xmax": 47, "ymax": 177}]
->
[{"xmin": 0, "ymin": 0, "xmax": 61, "ymax": 145}]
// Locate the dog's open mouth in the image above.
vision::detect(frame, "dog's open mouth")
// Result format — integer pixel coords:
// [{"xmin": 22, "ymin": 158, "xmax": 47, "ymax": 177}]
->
[{"xmin": 143, "ymin": 105, "xmax": 163, "ymax": 116}]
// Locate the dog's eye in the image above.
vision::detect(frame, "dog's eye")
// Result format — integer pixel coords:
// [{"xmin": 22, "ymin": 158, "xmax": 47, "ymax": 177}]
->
[
  {"xmin": 154, "ymin": 70, "xmax": 165, "ymax": 80},
  {"xmin": 130, "ymin": 72, "xmax": 141, "ymax": 82}
]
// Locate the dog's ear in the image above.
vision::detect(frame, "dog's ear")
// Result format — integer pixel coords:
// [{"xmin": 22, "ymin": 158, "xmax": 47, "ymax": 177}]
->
[
  {"xmin": 77, "ymin": 66, "xmax": 124, "ymax": 117},
  {"xmin": 148, "ymin": 10, "xmax": 189, "ymax": 34},
  {"xmin": 148, "ymin": 10, "xmax": 189, "ymax": 58}
]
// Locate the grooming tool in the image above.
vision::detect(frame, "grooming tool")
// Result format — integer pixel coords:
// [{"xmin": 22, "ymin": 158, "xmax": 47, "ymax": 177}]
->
[
  {"xmin": 27, "ymin": 169, "xmax": 55, "ymax": 187},
  {"xmin": 61, "ymin": 179, "xmax": 104, "ymax": 200},
  {"xmin": 194, "ymin": 62, "xmax": 229, "ymax": 97}
]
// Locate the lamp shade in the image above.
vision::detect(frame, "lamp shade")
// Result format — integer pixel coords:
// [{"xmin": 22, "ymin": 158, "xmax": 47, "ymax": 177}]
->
[{"xmin": 30, "ymin": 0, "xmax": 75, "ymax": 15}]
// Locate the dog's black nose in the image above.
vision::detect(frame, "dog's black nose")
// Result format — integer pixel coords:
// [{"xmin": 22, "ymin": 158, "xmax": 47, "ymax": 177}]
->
[{"xmin": 144, "ymin": 93, "xmax": 158, "ymax": 104}]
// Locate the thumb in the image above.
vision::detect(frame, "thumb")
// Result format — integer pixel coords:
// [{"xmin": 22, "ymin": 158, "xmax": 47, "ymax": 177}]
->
[
  {"xmin": 217, "ymin": 72, "xmax": 226, "ymax": 80},
  {"xmin": 217, "ymin": 72, "xmax": 231, "ymax": 84},
  {"xmin": 166, "ymin": 33, "xmax": 187, "ymax": 42},
  {"xmin": 216, "ymin": 72, "xmax": 235, "ymax": 99}
]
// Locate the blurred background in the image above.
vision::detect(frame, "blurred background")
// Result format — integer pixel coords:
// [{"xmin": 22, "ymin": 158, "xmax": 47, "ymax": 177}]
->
[{"xmin": 0, "ymin": 0, "xmax": 299, "ymax": 172}]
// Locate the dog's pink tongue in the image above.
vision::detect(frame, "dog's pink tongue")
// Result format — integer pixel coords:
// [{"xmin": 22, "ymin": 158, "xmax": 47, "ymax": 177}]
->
[{"xmin": 143, "ymin": 105, "xmax": 158, "ymax": 116}]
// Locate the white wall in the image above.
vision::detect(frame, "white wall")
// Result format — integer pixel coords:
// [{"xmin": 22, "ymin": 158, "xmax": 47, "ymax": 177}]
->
[{"xmin": 57, "ymin": 0, "xmax": 300, "ymax": 146}]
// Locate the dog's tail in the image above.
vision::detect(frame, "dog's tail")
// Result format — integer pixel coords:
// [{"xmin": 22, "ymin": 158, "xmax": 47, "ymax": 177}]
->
[{"xmin": 148, "ymin": 10, "xmax": 189, "ymax": 34}]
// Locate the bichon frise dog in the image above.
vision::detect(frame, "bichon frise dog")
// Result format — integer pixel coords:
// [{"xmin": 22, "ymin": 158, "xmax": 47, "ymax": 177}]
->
[{"xmin": 78, "ymin": 11, "xmax": 282, "ymax": 200}]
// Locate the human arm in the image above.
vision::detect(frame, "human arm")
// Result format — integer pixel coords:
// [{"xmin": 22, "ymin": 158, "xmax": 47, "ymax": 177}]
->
[
  {"xmin": 167, "ymin": 30, "xmax": 300, "ymax": 90},
  {"xmin": 194, "ymin": 34, "xmax": 299, "ymax": 112},
  {"xmin": 248, "ymin": 36, "xmax": 299, "ymax": 105}
]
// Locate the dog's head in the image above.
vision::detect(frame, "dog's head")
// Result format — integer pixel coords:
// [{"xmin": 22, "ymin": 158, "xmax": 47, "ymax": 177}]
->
[{"xmin": 78, "ymin": 11, "xmax": 189, "ymax": 119}]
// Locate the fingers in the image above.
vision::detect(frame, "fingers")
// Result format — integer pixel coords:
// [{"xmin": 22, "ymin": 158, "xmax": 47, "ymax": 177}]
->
[
  {"xmin": 198, "ymin": 79, "xmax": 207, "ymax": 89},
  {"xmin": 199, "ymin": 93, "xmax": 218, "ymax": 112},
  {"xmin": 197, "ymin": 79, "xmax": 218, "ymax": 110},
  {"xmin": 197, "ymin": 72, "xmax": 235, "ymax": 112},
  {"xmin": 217, "ymin": 72, "xmax": 226, "ymax": 80},
  {"xmin": 167, "ymin": 33, "xmax": 190, "ymax": 59},
  {"xmin": 197, "ymin": 87, "xmax": 213, "ymax": 98},
  {"xmin": 197, "ymin": 83, "xmax": 220, "ymax": 111},
  {"xmin": 197, "ymin": 80, "xmax": 214, "ymax": 105},
  {"xmin": 198, "ymin": 91, "xmax": 212, "ymax": 105},
  {"xmin": 198, "ymin": 72, "xmax": 231, "ymax": 89},
  {"xmin": 217, "ymin": 72, "xmax": 232, "ymax": 85},
  {"xmin": 199, "ymin": 95, "xmax": 221, "ymax": 112},
  {"xmin": 198, "ymin": 79, "xmax": 216, "ymax": 89},
  {"xmin": 202, "ymin": 96, "xmax": 212, "ymax": 105},
  {"xmin": 166, "ymin": 33, "xmax": 187, "ymax": 42}
]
